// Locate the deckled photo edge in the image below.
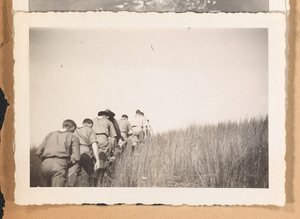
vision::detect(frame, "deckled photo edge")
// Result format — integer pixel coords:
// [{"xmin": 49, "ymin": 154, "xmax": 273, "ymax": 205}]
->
[{"xmin": 13, "ymin": 12, "xmax": 286, "ymax": 206}]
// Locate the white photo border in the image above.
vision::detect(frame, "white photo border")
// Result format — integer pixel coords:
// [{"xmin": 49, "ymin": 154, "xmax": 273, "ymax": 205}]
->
[{"xmin": 14, "ymin": 12, "xmax": 286, "ymax": 205}]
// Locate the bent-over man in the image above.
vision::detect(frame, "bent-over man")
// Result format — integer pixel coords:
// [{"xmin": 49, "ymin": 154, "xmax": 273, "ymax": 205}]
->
[
  {"xmin": 92, "ymin": 111, "xmax": 117, "ymax": 186},
  {"xmin": 68, "ymin": 118, "xmax": 102, "ymax": 187},
  {"xmin": 118, "ymin": 114, "xmax": 132, "ymax": 141},
  {"xmin": 118, "ymin": 114, "xmax": 133, "ymax": 151},
  {"xmin": 92, "ymin": 111, "xmax": 117, "ymax": 158},
  {"xmin": 36, "ymin": 119, "xmax": 80, "ymax": 187},
  {"xmin": 130, "ymin": 110, "xmax": 148, "ymax": 153}
]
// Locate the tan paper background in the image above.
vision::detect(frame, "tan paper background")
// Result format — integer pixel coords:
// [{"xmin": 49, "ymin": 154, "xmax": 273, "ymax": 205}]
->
[{"xmin": 0, "ymin": 0, "xmax": 297, "ymax": 217}]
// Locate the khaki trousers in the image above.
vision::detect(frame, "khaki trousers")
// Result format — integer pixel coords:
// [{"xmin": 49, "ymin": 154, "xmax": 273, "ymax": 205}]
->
[
  {"xmin": 40, "ymin": 157, "xmax": 68, "ymax": 187},
  {"xmin": 96, "ymin": 135, "xmax": 109, "ymax": 153},
  {"xmin": 132, "ymin": 127, "xmax": 145, "ymax": 143}
]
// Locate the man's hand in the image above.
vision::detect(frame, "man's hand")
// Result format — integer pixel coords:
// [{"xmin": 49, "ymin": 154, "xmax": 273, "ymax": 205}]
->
[
  {"xmin": 117, "ymin": 139, "xmax": 123, "ymax": 149},
  {"xmin": 67, "ymin": 159, "xmax": 77, "ymax": 168},
  {"xmin": 94, "ymin": 160, "xmax": 101, "ymax": 171}
]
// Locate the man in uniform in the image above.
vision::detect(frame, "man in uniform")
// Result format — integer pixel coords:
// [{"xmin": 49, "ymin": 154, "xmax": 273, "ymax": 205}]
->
[
  {"xmin": 92, "ymin": 111, "xmax": 118, "ymax": 186},
  {"xmin": 92, "ymin": 110, "xmax": 117, "ymax": 159},
  {"xmin": 118, "ymin": 114, "xmax": 133, "ymax": 151},
  {"xmin": 36, "ymin": 119, "xmax": 80, "ymax": 187},
  {"xmin": 118, "ymin": 114, "xmax": 132, "ymax": 141},
  {"xmin": 68, "ymin": 118, "xmax": 102, "ymax": 187},
  {"xmin": 130, "ymin": 110, "xmax": 148, "ymax": 153}
]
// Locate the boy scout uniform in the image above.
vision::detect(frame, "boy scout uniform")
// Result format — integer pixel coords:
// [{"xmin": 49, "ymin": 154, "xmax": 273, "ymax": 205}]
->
[
  {"xmin": 92, "ymin": 116, "xmax": 117, "ymax": 155},
  {"xmin": 131, "ymin": 115, "xmax": 148, "ymax": 143},
  {"xmin": 68, "ymin": 125, "xmax": 98, "ymax": 187},
  {"xmin": 36, "ymin": 131, "xmax": 80, "ymax": 187},
  {"xmin": 118, "ymin": 118, "xmax": 132, "ymax": 141}
]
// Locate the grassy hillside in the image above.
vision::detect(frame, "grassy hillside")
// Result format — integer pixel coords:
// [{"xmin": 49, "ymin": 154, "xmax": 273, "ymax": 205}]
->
[
  {"xmin": 112, "ymin": 117, "xmax": 268, "ymax": 188},
  {"xmin": 30, "ymin": 116, "xmax": 268, "ymax": 188}
]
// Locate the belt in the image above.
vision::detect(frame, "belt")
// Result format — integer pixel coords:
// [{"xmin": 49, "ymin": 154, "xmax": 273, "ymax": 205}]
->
[
  {"xmin": 132, "ymin": 126, "xmax": 143, "ymax": 128},
  {"xmin": 96, "ymin": 133, "xmax": 108, "ymax": 137},
  {"xmin": 45, "ymin": 156, "xmax": 69, "ymax": 160}
]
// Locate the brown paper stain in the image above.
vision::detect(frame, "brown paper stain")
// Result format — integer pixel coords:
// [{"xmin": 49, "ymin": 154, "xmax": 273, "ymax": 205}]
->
[{"xmin": 0, "ymin": 0, "xmax": 298, "ymax": 217}]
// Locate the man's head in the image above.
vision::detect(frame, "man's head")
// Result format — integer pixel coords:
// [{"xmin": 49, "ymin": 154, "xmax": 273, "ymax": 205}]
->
[
  {"xmin": 62, "ymin": 119, "xmax": 77, "ymax": 133},
  {"xmin": 82, "ymin": 118, "xmax": 93, "ymax": 128},
  {"xmin": 136, "ymin": 110, "xmax": 141, "ymax": 114},
  {"xmin": 121, "ymin": 114, "xmax": 128, "ymax": 120}
]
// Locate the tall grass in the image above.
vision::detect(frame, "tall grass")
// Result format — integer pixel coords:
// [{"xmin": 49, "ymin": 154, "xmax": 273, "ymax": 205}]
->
[
  {"xmin": 30, "ymin": 146, "xmax": 43, "ymax": 187},
  {"xmin": 112, "ymin": 117, "xmax": 268, "ymax": 188},
  {"xmin": 30, "ymin": 116, "xmax": 268, "ymax": 188}
]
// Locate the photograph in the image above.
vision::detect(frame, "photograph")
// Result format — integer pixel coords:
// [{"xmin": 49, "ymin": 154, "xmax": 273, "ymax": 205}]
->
[
  {"xmin": 13, "ymin": 13, "xmax": 286, "ymax": 205},
  {"xmin": 28, "ymin": 0, "xmax": 269, "ymax": 12},
  {"xmin": 29, "ymin": 27, "xmax": 269, "ymax": 189}
]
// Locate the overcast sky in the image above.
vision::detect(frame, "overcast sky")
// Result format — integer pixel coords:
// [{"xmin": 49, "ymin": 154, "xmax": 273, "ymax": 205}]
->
[{"xmin": 30, "ymin": 28, "xmax": 268, "ymax": 145}]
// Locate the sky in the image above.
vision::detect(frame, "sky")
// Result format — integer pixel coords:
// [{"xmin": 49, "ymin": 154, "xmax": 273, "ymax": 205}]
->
[{"xmin": 30, "ymin": 28, "xmax": 268, "ymax": 145}]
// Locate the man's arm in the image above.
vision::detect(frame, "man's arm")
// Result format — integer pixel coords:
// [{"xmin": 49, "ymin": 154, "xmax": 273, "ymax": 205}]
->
[
  {"xmin": 91, "ymin": 142, "xmax": 101, "ymax": 170},
  {"xmin": 88, "ymin": 129, "xmax": 100, "ymax": 170},
  {"xmin": 113, "ymin": 119, "xmax": 122, "ymax": 141},
  {"xmin": 36, "ymin": 133, "xmax": 50, "ymax": 160},
  {"xmin": 109, "ymin": 121, "xmax": 117, "ymax": 138},
  {"xmin": 70, "ymin": 136, "xmax": 80, "ymax": 163}
]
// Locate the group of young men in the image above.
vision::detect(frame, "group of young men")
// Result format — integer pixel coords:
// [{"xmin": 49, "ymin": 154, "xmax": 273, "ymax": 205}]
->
[{"xmin": 35, "ymin": 109, "xmax": 152, "ymax": 187}]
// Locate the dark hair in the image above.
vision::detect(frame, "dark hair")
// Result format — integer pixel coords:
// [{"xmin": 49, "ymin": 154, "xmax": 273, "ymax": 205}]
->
[
  {"xmin": 140, "ymin": 112, "xmax": 144, "ymax": 116},
  {"xmin": 83, "ymin": 118, "xmax": 93, "ymax": 125},
  {"xmin": 122, "ymin": 114, "xmax": 128, "ymax": 119},
  {"xmin": 136, "ymin": 110, "xmax": 141, "ymax": 114},
  {"xmin": 62, "ymin": 119, "xmax": 77, "ymax": 130}
]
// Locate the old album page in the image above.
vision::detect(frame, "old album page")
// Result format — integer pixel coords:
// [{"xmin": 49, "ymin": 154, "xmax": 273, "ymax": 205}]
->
[{"xmin": 13, "ymin": 12, "xmax": 286, "ymax": 206}]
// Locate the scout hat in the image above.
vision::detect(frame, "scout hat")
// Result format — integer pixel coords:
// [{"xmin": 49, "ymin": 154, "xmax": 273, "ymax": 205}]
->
[
  {"xmin": 98, "ymin": 111, "xmax": 109, "ymax": 116},
  {"xmin": 105, "ymin": 109, "xmax": 115, "ymax": 117}
]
